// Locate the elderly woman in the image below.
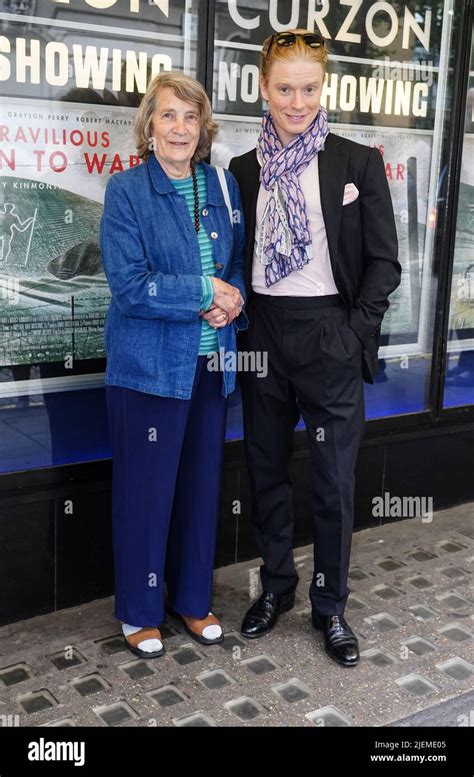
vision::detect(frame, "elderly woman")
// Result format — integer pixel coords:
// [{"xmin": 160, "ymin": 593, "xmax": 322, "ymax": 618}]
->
[
  {"xmin": 230, "ymin": 30, "xmax": 400, "ymax": 666},
  {"xmin": 100, "ymin": 72, "xmax": 246, "ymax": 658}
]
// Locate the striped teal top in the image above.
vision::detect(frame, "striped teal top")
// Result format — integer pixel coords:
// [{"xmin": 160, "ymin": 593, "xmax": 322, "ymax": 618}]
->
[{"xmin": 170, "ymin": 165, "xmax": 218, "ymax": 355}]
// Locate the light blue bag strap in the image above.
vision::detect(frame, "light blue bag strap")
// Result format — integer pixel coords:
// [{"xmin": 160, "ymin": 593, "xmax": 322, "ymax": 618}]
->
[{"xmin": 215, "ymin": 166, "xmax": 233, "ymax": 227}]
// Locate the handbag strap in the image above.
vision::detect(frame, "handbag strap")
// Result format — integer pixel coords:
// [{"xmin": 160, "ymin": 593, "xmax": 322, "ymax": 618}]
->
[{"xmin": 215, "ymin": 165, "xmax": 233, "ymax": 227}]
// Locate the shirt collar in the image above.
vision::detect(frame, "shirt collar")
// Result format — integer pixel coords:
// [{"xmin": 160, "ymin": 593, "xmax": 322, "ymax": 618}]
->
[{"xmin": 147, "ymin": 154, "xmax": 226, "ymax": 207}]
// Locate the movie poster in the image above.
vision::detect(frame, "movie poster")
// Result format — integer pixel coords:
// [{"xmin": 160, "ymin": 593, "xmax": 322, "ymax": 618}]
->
[
  {"xmin": 0, "ymin": 99, "xmax": 137, "ymax": 368},
  {"xmin": 0, "ymin": 0, "xmax": 196, "ymax": 394},
  {"xmin": 445, "ymin": 59, "xmax": 474, "ymax": 351}
]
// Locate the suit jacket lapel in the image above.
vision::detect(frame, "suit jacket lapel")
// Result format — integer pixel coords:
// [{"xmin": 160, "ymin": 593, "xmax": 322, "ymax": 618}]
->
[
  {"xmin": 318, "ymin": 132, "xmax": 349, "ymax": 278},
  {"xmin": 244, "ymin": 152, "xmax": 260, "ymax": 295}
]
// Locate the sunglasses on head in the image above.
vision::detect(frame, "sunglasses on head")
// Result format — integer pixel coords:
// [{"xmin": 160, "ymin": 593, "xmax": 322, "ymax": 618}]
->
[{"xmin": 264, "ymin": 31, "xmax": 325, "ymax": 57}]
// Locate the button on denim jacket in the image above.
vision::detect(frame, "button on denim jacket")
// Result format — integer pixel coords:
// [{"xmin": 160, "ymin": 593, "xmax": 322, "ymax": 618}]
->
[{"xmin": 99, "ymin": 154, "xmax": 248, "ymax": 399}]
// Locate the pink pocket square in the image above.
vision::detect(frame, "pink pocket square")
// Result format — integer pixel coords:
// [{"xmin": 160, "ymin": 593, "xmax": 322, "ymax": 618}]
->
[{"xmin": 343, "ymin": 182, "xmax": 359, "ymax": 206}]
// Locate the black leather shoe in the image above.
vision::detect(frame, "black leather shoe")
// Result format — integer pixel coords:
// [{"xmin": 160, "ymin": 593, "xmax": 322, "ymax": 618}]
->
[
  {"xmin": 312, "ymin": 612, "xmax": 360, "ymax": 667},
  {"xmin": 241, "ymin": 589, "xmax": 296, "ymax": 639}
]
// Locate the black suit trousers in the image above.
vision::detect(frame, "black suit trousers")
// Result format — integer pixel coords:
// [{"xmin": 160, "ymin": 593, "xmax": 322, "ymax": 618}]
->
[{"xmin": 239, "ymin": 292, "xmax": 365, "ymax": 616}]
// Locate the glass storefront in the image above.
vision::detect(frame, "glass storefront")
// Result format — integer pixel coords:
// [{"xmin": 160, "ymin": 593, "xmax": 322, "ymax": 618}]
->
[
  {"xmin": 211, "ymin": 0, "xmax": 468, "ymax": 438},
  {"xmin": 0, "ymin": 0, "xmax": 472, "ymax": 471},
  {"xmin": 0, "ymin": 0, "xmax": 200, "ymax": 470},
  {"xmin": 443, "ymin": 22, "xmax": 474, "ymax": 408}
]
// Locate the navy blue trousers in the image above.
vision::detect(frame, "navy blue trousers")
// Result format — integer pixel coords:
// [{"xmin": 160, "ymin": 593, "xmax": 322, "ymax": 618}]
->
[{"xmin": 106, "ymin": 357, "xmax": 227, "ymax": 626}]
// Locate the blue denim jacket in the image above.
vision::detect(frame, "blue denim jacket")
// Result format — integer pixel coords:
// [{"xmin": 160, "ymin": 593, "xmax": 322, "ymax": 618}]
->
[{"xmin": 99, "ymin": 155, "xmax": 248, "ymax": 399}]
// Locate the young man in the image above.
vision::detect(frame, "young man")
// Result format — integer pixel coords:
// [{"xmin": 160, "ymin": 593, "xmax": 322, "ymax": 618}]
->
[{"xmin": 228, "ymin": 30, "xmax": 401, "ymax": 667}]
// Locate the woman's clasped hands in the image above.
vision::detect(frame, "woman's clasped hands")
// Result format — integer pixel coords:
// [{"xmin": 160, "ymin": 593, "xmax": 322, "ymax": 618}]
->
[{"xmin": 200, "ymin": 277, "xmax": 244, "ymax": 329}]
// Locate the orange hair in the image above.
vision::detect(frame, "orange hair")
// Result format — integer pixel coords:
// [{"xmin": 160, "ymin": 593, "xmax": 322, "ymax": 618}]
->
[{"xmin": 260, "ymin": 28, "xmax": 328, "ymax": 84}]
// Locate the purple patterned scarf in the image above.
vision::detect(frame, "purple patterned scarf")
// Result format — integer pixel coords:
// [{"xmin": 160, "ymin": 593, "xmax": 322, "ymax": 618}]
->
[{"xmin": 256, "ymin": 107, "xmax": 329, "ymax": 287}]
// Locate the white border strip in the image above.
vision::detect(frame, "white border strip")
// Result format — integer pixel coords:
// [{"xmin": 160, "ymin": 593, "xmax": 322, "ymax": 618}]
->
[
  {"xmin": 2, "ymin": 96, "xmax": 137, "ymax": 113},
  {"xmin": 214, "ymin": 114, "xmax": 435, "ymax": 135},
  {"xmin": 0, "ymin": 12, "xmax": 184, "ymax": 42},
  {"xmin": 182, "ymin": 0, "xmax": 193, "ymax": 75},
  {"xmin": 214, "ymin": 39, "xmax": 441, "ymax": 71},
  {"xmin": 0, "ymin": 373, "xmax": 105, "ymax": 399},
  {"xmin": 417, "ymin": 0, "xmax": 455, "ymax": 355}
]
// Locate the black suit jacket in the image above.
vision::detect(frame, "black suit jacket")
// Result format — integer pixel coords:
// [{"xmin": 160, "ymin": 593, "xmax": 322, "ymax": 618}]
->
[{"xmin": 229, "ymin": 132, "xmax": 401, "ymax": 383}]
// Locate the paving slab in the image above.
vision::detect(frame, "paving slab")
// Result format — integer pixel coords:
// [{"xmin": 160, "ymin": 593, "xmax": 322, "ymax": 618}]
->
[{"xmin": 0, "ymin": 503, "xmax": 472, "ymax": 727}]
